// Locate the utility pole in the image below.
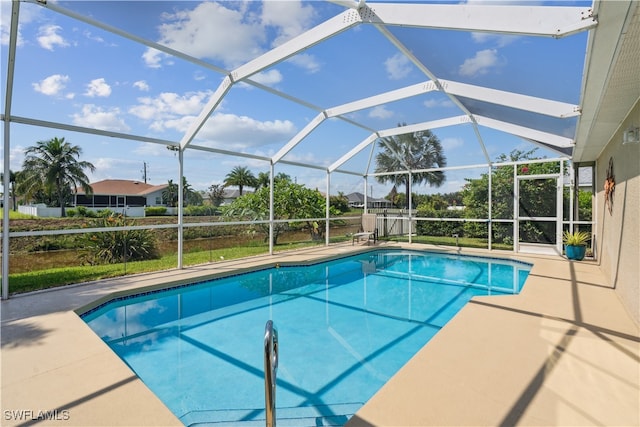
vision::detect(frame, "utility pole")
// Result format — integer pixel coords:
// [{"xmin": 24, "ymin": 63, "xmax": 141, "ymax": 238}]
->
[{"xmin": 141, "ymin": 161, "xmax": 148, "ymax": 183}]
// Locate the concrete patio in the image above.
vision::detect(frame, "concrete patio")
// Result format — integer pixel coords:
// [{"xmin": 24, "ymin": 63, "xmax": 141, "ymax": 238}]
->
[{"xmin": 1, "ymin": 243, "xmax": 638, "ymax": 426}]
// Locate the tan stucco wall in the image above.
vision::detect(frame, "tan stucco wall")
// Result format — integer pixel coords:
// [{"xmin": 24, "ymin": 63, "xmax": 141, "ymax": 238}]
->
[{"xmin": 595, "ymin": 99, "xmax": 640, "ymax": 325}]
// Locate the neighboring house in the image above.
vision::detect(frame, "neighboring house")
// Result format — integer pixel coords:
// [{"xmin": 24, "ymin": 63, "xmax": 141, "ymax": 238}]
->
[
  {"xmin": 346, "ymin": 192, "xmax": 393, "ymax": 209},
  {"xmin": 221, "ymin": 188, "xmax": 252, "ymax": 205},
  {"xmin": 75, "ymin": 179, "xmax": 168, "ymax": 208}
]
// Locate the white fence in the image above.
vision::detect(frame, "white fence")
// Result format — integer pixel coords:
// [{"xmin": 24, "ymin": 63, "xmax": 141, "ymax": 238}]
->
[
  {"xmin": 19, "ymin": 205, "xmax": 146, "ymax": 217},
  {"xmin": 369, "ymin": 210, "xmax": 416, "ymax": 237}
]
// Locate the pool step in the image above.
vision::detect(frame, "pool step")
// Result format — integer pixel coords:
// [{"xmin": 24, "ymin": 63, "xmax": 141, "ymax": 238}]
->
[{"xmin": 183, "ymin": 402, "xmax": 362, "ymax": 427}]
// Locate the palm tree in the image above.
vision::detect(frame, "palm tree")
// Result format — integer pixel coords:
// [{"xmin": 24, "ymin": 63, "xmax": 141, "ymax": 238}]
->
[
  {"xmin": 163, "ymin": 177, "xmax": 201, "ymax": 207},
  {"xmin": 162, "ymin": 179, "xmax": 178, "ymax": 207},
  {"xmin": 374, "ymin": 127, "xmax": 446, "ymax": 208},
  {"xmin": 181, "ymin": 177, "xmax": 202, "ymax": 205},
  {"xmin": 0, "ymin": 170, "xmax": 19, "ymax": 211},
  {"xmin": 256, "ymin": 171, "xmax": 292, "ymax": 189},
  {"xmin": 20, "ymin": 137, "xmax": 95, "ymax": 217},
  {"xmin": 256, "ymin": 172, "xmax": 270, "ymax": 189},
  {"xmin": 224, "ymin": 166, "xmax": 257, "ymax": 196}
]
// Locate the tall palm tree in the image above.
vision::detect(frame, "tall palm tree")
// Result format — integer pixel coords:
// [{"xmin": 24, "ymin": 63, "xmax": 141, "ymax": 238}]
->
[
  {"xmin": 375, "ymin": 127, "xmax": 446, "ymax": 208},
  {"xmin": 162, "ymin": 179, "xmax": 179, "ymax": 207},
  {"xmin": 20, "ymin": 137, "xmax": 95, "ymax": 217},
  {"xmin": 224, "ymin": 166, "xmax": 257, "ymax": 196},
  {"xmin": 0, "ymin": 170, "xmax": 19, "ymax": 211},
  {"xmin": 256, "ymin": 172, "xmax": 270, "ymax": 189},
  {"xmin": 163, "ymin": 177, "xmax": 201, "ymax": 207},
  {"xmin": 256, "ymin": 171, "xmax": 292, "ymax": 189}
]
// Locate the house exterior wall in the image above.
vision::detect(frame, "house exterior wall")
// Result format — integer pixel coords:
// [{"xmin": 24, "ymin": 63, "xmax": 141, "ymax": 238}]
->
[
  {"xmin": 75, "ymin": 189, "xmax": 165, "ymax": 208},
  {"xmin": 145, "ymin": 189, "xmax": 165, "ymax": 206},
  {"xmin": 595, "ymin": 99, "xmax": 640, "ymax": 325}
]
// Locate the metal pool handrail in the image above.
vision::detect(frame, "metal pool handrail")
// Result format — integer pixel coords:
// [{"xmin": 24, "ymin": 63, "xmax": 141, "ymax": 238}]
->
[{"xmin": 264, "ymin": 320, "xmax": 278, "ymax": 427}]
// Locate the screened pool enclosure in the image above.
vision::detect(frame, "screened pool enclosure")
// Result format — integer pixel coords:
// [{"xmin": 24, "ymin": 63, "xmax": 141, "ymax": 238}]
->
[{"xmin": 2, "ymin": 0, "xmax": 635, "ymax": 299}]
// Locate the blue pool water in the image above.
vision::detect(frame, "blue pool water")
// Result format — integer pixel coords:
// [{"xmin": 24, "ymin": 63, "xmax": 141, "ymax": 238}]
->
[{"xmin": 82, "ymin": 249, "xmax": 531, "ymax": 426}]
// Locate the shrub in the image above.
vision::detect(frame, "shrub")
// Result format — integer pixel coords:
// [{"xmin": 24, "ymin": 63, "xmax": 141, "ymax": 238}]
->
[
  {"xmin": 184, "ymin": 205, "xmax": 218, "ymax": 216},
  {"xmin": 415, "ymin": 207, "xmax": 464, "ymax": 237},
  {"xmin": 96, "ymin": 209, "xmax": 113, "ymax": 218},
  {"xmin": 145, "ymin": 206, "xmax": 167, "ymax": 216},
  {"xmin": 80, "ymin": 214, "xmax": 159, "ymax": 265},
  {"xmin": 68, "ymin": 206, "xmax": 98, "ymax": 218}
]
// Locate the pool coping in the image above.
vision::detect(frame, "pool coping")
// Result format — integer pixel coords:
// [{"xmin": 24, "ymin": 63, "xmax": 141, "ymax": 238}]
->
[{"xmin": 2, "ymin": 242, "xmax": 639, "ymax": 426}]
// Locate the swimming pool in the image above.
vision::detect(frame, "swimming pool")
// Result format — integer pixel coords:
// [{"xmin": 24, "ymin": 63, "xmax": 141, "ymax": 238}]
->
[{"xmin": 82, "ymin": 249, "xmax": 531, "ymax": 426}]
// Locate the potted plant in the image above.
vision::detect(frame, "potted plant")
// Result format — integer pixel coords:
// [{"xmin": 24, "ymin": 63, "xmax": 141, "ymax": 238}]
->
[{"xmin": 562, "ymin": 230, "xmax": 591, "ymax": 261}]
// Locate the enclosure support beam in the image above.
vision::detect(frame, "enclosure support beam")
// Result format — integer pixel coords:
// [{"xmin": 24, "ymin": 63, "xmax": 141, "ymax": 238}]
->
[
  {"xmin": 475, "ymin": 116, "xmax": 574, "ymax": 148},
  {"xmin": 363, "ymin": 176, "xmax": 368, "ymax": 214},
  {"xmin": 557, "ymin": 160, "xmax": 565, "ymax": 254},
  {"xmin": 326, "ymin": 173, "xmax": 331, "ymax": 247},
  {"xmin": 177, "ymin": 149, "xmax": 184, "ymax": 269},
  {"xmin": 269, "ymin": 163, "xmax": 275, "ymax": 256},
  {"xmin": 182, "ymin": 10, "xmax": 359, "ymax": 151},
  {"xmin": 363, "ymin": 3, "xmax": 596, "ymax": 37},
  {"xmin": 488, "ymin": 165, "xmax": 493, "ymax": 251},
  {"xmin": 513, "ymin": 165, "xmax": 519, "ymax": 253},
  {"xmin": 408, "ymin": 172, "xmax": 413, "ymax": 244},
  {"xmin": 2, "ymin": 0, "xmax": 20, "ymax": 300}
]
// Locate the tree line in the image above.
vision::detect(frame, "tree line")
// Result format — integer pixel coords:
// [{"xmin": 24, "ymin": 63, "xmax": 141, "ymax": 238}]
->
[
  {"xmin": 5, "ymin": 126, "xmax": 449, "ymax": 216},
  {"xmin": 3, "ymin": 132, "xmax": 589, "ymax": 260}
]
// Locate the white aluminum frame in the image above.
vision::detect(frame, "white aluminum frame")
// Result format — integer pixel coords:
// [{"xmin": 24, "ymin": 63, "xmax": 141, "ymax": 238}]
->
[{"xmin": 1, "ymin": 0, "xmax": 600, "ymax": 299}]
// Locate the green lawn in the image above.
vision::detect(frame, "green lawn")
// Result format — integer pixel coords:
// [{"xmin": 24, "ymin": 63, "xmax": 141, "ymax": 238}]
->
[
  {"xmin": 6, "ymin": 239, "xmax": 342, "ymax": 295},
  {"xmin": 0, "ymin": 210, "xmax": 37, "ymax": 219}
]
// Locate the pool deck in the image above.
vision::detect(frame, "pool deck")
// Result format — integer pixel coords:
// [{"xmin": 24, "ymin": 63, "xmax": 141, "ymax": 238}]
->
[{"xmin": 1, "ymin": 242, "xmax": 638, "ymax": 426}]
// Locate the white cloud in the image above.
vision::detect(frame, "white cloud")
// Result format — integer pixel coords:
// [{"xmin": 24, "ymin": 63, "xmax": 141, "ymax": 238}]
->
[
  {"xmin": 129, "ymin": 91, "xmax": 211, "ymax": 123},
  {"xmin": 129, "ymin": 89, "xmax": 295, "ymax": 149},
  {"xmin": 369, "ymin": 105, "xmax": 394, "ymax": 119},
  {"xmin": 1, "ymin": 145, "xmax": 26, "ymax": 171},
  {"xmin": 196, "ymin": 113, "xmax": 296, "ymax": 149},
  {"xmin": 72, "ymin": 104, "xmax": 130, "ymax": 132},
  {"xmin": 251, "ymin": 69, "xmax": 283, "ymax": 86},
  {"xmin": 37, "ymin": 24, "xmax": 69, "ymax": 51},
  {"xmin": 0, "ymin": 0, "xmax": 41, "ymax": 47},
  {"xmin": 85, "ymin": 78, "xmax": 112, "ymax": 97},
  {"xmin": 82, "ymin": 29, "xmax": 110, "ymax": 46},
  {"xmin": 32, "ymin": 74, "xmax": 70, "ymax": 96},
  {"xmin": 142, "ymin": 48, "xmax": 163, "ymax": 69},
  {"xmin": 261, "ymin": 0, "xmax": 316, "ymax": 47},
  {"xmin": 133, "ymin": 80, "xmax": 150, "ymax": 91},
  {"xmin": 151, "ymin": 115, "xmax": 194, "ymax": 133},
  {"xmin": 143, "ymin": 1, "xmax": 317, "ymax": 69},
  {"xmin": 441, "ymin": 137, "xmax": 464, "ymax": 150},
  {"xmin": 385, "ymin": 53, "xmax": 413, "ymax": 80},
  {"xmin": 143, "ymin": 2, "xmax": 264, "ymax": 69},
  {"xmin": 459, "ymin": 49, "xmax": 501, "ymax": 77},
  {"xmin": 471, "ymin": 32, "xmax": 519, "ymax": 48},
  {"xmin": 287, "ymin": 53, "xmax": 321, "ymax": 74},
  {"xmin": 424, "ymin": 98, "xmax": 455, "ymax": 109}
]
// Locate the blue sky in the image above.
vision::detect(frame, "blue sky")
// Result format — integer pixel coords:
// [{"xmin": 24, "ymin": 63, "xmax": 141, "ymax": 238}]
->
[{"xmin": 1, "ymin": 0, "xmax": 590, "ymax": 198}]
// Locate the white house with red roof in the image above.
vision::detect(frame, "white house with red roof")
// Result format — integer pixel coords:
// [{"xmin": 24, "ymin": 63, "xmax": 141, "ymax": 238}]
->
[{"xmin": 74, "ymin": 179, "xmax": 168, "ymax": 209}]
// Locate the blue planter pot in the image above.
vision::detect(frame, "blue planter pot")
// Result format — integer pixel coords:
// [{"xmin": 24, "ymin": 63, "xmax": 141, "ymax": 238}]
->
[{"xmin": 565, "ymin": 245, "xmax": 587, "ymax": 261}]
